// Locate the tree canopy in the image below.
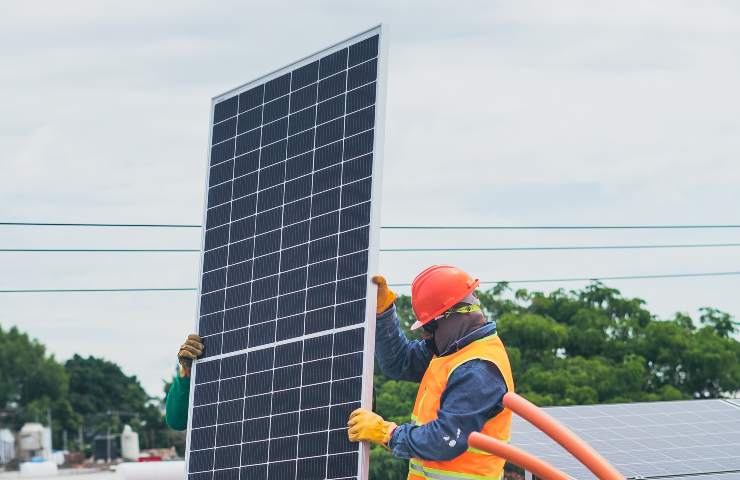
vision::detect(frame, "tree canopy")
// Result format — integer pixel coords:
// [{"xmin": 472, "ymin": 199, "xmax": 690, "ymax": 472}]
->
[
  {"xmin": 64, "ymin": 355, "xmax": 176, "ymax": 450},
  {"xmin": 0, "ymin": 326, "xmax": 177, "ymax": 451},
  {"xmin": 0, "ymin": 325, "xmax": 74, "ymax": 433}
]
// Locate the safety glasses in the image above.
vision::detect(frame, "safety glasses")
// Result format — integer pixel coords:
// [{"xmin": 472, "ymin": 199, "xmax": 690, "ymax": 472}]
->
[{"xmin": 423, "ymin": 304, "xmax": 482, "ymax": 333}]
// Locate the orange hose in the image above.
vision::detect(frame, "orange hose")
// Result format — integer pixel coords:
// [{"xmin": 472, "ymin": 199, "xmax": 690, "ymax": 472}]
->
[
  {"xmin": 468, "ymin": 432, "xmax": 572, "ymax": 480},
  {"xmin": 503, "ymin": 393, "xmax": 625, "ymax": 480}
]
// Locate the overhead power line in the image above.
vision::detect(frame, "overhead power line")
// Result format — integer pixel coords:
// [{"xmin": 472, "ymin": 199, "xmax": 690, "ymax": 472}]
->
[
  {"xmin": 0, "ymin": 248, "xmax": 199, "ymax": 253},
  {"xmin": 0, "ymin": 222, "xmax": 201, "ymax": 228},
  {"xmin": 381, "ymin": 242, "xmax": 740, "ymax": 252},
  {"xmin": 1, "ymin": 271, "xmax": 738, "ymax": 293},
  {"xmin": 382, "ymin": 224, "xmax": 740, "ymax": 230},
  {"xmin": 0, "ymin": 288, "xmax": 197, "ymax": 293},
  {"xmin": 3, "ymin": 221, "xmax": 740, "ymax": 230},
  {"xmin": 2, "ymin": 242, "xmax": 740, "ymax": 254},
  {"xmin": 387, "ymin": 271, "xmax": 740, "ymax": 287}
]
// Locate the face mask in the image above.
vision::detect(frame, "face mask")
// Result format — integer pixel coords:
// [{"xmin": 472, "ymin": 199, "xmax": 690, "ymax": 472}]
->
[
  {"xmin": 422, "ymin": 319, "xmax": 439, "ymax": 335},
  {"xmin": 433, "ymin": 310, "xmax": 485, "ymax": 355},
  {"xmin": 421, "ymin": 297, "xmax": 485, "ymax": 354}
]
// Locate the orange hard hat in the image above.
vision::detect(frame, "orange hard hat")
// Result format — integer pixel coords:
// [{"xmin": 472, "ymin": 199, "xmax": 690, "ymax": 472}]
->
[{"xmin": 410, "ymin": 265, "xmax": 480, "ymax": 330}]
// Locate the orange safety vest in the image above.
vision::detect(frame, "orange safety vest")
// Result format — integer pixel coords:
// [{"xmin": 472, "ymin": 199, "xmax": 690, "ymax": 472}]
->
[{"xmin": 407, "ymin": 334, "xmax": 515, "ymax": 480}]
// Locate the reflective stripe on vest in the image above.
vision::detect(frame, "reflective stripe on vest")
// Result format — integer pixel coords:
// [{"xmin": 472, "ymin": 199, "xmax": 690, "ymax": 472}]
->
[
  {"xmin": 408, "ymin": 459, "xmax": 503, "ymax": 480},
  {"xmin": 408, "ymin": 334, "xmax": 515, "ymax": 479}
]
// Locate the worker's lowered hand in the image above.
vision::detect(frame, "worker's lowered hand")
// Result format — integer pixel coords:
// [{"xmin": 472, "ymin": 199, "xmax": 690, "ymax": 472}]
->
[
  {"xmin": 372, "ymin": 275, "xmax": 397, "ymax": 314},
  {"xmin": 347, "ymin": 408, "xmax": 397, "ymax": 446},
  {"xmin": 177, "ymin": 333, "xmax": 204, "ymax": 378}
]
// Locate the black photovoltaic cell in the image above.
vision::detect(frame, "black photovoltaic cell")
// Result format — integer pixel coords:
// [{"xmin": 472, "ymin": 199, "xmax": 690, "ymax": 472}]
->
[{"xmin": 187, "ymin": 30, "xmax": 382, "ymax": 480}]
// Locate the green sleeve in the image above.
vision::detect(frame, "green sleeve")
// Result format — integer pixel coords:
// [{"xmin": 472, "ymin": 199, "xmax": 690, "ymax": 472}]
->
[{"xmin": 165, "ymin": 373, "xmax": 191, "ymax": 431}]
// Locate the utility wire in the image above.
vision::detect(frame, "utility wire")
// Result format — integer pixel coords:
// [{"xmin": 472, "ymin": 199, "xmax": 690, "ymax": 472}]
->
[
  {"xmin": 2, "ymin": 242, "xmax": 740, "ymax": 253},
  {"xmin": 382, "ymin": 224, "xmax": 740, "ymax": 230},
  {"xmin": 0, "ymin": 288, "xmax": 197, "ymax": 293},
  {"xmin": 381, "ymin": 242, "xmax": 740, "ymax": 253},
  {"xmin": 3, "ymin": 221, "xmax": 740, "ymax": 230},
  {"xmin": 0, "ymin": 222, "xmax": 201, "ymax": 228},
  {"xmin": 1, "ymin": 271, "xmax": 738, "ymax": 293},
  {"xmin": 0, "ymin": 248, "xmax": 199, "ymax": 253},
  {"xmin": 387, "ymin": 271, "xmax": 740, "ymax": 287}
]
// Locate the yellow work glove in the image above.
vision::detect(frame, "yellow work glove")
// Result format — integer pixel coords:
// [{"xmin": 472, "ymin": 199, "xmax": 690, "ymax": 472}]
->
[
  {"xmin": 347, "ymin": 408, "xmax": 397, "ymax": 446},
  {"xmin": 177, "ymin": 333, "xmax": 204, "ymax": 378},
  {"xmin": 372, "ymin": 275, "xmax": 397, "ymax": 314}
]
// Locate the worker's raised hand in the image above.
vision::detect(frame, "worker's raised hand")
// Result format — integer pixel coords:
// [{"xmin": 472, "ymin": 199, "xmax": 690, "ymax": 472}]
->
[
  {"xmin": 372, "ymin": 275, "xmax": 397, "ymax": 314},
  {"xmin": 347, "ymin": 408, "xmax": 397, "ymax": 446},
  {"xmin": 177, "ymin": 333, "xmax": 204, "ymax": 378}
]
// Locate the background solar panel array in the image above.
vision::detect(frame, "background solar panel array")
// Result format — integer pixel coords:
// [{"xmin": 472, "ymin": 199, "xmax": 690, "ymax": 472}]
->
[
  {"xmin": 186, "ymin": 28, "xmax": 383, "ymax": 480},
  {"xmin": 511, "ymin": 399, "xmax": 740, "ymax": 479},
  {"xmin": 659, "ymin": 473, "xmax": 740, "ymax": 480}
]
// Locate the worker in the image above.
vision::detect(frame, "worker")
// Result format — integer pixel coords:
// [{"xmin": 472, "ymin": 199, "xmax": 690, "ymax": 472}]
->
[
  {"xmin": 165, "ymin": 334, "xmax": 204, "ymax": 430},
  {"xmin": 348, "ymin": 266, "xmax": 515, "ymax": 480}
]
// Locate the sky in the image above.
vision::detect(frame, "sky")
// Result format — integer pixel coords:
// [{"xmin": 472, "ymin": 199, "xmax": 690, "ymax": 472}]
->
[{"xmin": 1, "ymin": 0, "xmax": 739, "ymax": 396}]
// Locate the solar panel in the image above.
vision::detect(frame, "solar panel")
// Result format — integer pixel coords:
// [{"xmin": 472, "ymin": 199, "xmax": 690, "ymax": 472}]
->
[
  {"xmin": 185, "ymin": 26, "xmax": 386, "ymax": 480},
  {"xmin": 511, "ymin": 399, "xmax": 740, "ymax": 479},
  {"xmin": 659, "ymin": 473, "xmax": 740, "ymax": 480}
]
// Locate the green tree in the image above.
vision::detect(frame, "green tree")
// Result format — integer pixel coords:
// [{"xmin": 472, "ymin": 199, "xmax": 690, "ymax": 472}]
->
[
  {"xmin": 64, "ymin": 355, "xmax": 173, "ymax": 449},
  {"xmin": 0, "ymin": 325, "xmax": 78, "ymax": 440},
  {"xmin": 0, "ymin": 325, "xmax": 183, "ymax": 453},
  {"xmin": 699, "ymin": 307, "xmax": 738, "ymax": 338},
  {"xmin": 65, "ymin": 355, "xmax": 149, "ymax": 418}
]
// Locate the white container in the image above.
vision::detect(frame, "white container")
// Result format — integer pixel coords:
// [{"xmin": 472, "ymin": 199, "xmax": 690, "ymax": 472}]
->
[
  {"xmin": 52, "ymin": 450, "xmax": 66, "ymax": 466},
  {"xmin": 19, "ymin": 423, "xmax": 44, "ymax": 451},
  {"xmin": 0, "ymin": 428, "xmax": 15, "ymax": 464},
  {"xmin": 116, "ymin": 461, "xmax": 184, "ymax": 480},
  {"xmin": 121, "ymin": 425, "xmax": 140, "ymax": 461},
  {"xmin": 42, "ymin": 427, "xmax": 52, "ymax": 461},
  {"xmin": 19, "ymin": 461, "xmax": 58, "ymax": 477}
]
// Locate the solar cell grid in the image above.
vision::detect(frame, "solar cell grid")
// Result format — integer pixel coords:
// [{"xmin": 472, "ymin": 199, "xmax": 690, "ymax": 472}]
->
[
  {"xmin": 186, "ymin": 27, "xmax": 384, "ymax": 480},
  {"xmin": 511, "ymin": 400, "xmax": 740, "ymax": 479},
  {"xmin": 188, "ymin": 329, "xmax": 364, "ymax": 478}
]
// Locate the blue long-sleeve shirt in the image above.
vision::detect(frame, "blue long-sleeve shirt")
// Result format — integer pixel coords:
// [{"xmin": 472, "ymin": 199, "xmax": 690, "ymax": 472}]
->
[{"xmin": 375, "ymin": 306, "xmax": 508, "ymax": 461}]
